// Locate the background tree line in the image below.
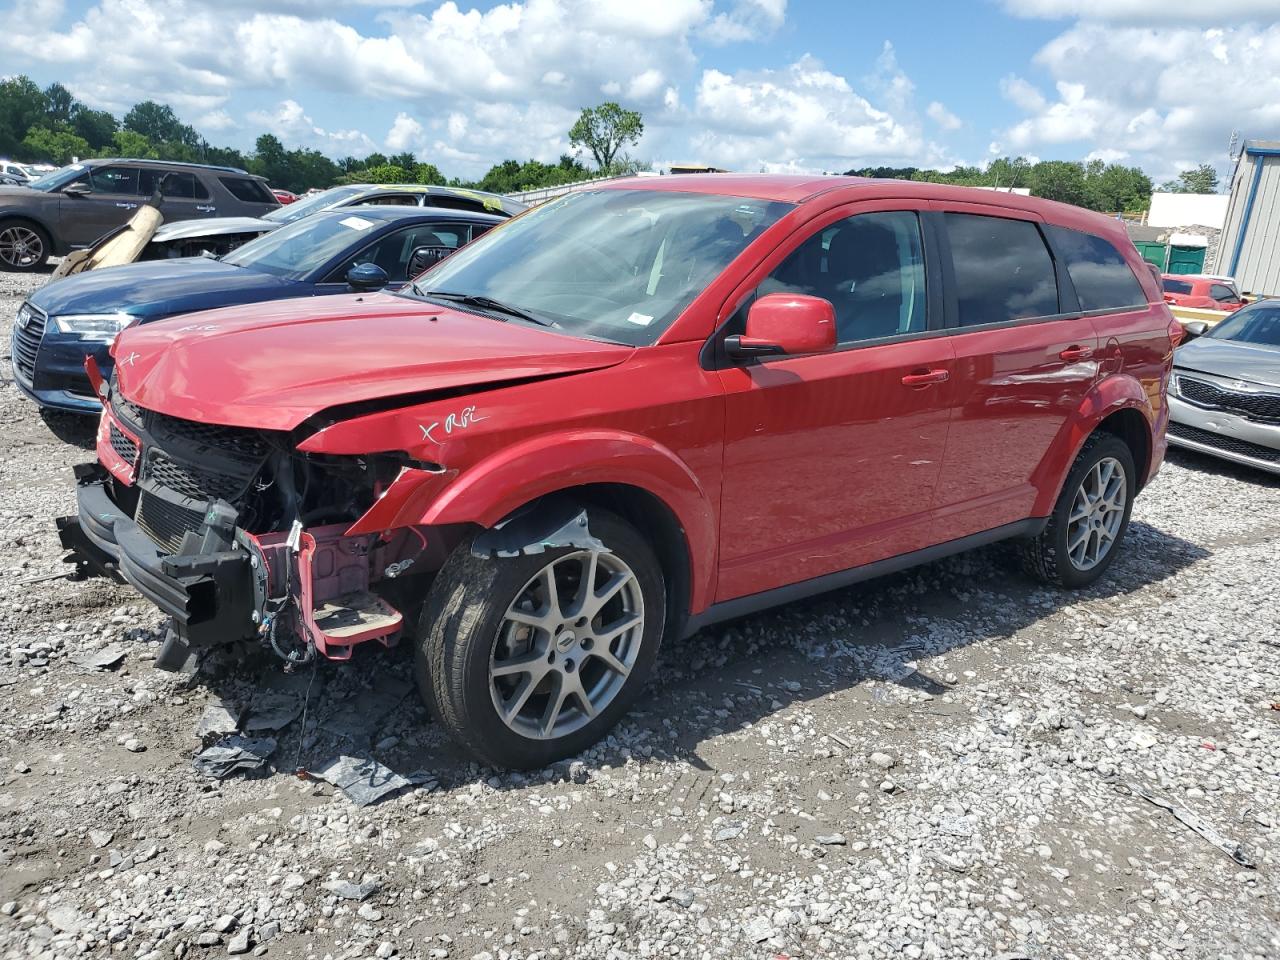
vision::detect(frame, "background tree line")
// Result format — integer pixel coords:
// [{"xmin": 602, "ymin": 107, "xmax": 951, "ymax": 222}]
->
[{"xmin": 2, "ymin": 74, "xmax": 1218, "ymax": 209}]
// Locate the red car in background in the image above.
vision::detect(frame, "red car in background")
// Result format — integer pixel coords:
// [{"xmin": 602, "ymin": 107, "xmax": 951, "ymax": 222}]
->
[
  {"xmin": 59, "ymin": 175, "xmax": 1177, "ymax": 769},
  {"xmin": 1161, "ymin": 274, "xmax": 1245, "ymax": 311},
  {"xmin": 271, "ymin": 188, "xmax": 298, "ymax": 205}
]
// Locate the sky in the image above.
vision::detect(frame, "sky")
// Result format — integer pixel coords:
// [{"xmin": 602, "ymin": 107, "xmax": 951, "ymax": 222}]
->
[{"xmin": 2, "ymin": 0, "xmax": 1279, "ymax": 182}]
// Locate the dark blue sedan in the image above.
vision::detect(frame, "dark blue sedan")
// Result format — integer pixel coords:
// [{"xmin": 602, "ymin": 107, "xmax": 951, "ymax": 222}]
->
[{"xmin": 11, "ymin": 205, "xmax": 501, "ymax": 413}]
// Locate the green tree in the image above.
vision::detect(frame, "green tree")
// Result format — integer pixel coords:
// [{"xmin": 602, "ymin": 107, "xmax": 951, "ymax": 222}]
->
[
  {"xmin": 1026, "ymin": 160, "xmax": 1089, "ymax": 207},
  {"xmin": 43, "ymin": 83, "xmax": 76, "ymax": 125},
  {"xmin": 1161, "ymin": 164, "xmax": 1219, "ymax": 194},
  {"xmin": 414, "ymin": 162, "xmax": 444, "ymax": 184},
  {"xmin": 344, "ymin": 163, "xmax": 412, "ymax": 184},
  {"xmin": 387, "ymin": 152, "xmax": 417, "ymax": 170},
  {"xmin": 110, "ymin": 129, "xmax": 158, "ymax": 159},
  {"xmin": 1085, "ymin": 163, "xmax": 1152, "ymax": 213},
  {"xmin": 123, "ymin": 100, "xmax": 199, "ymax": 148},
  {"xmin": 0, "ymin": 76, "xmax": 50, "ymax": 156},
  {"xmin": 71, "ymin": 105, "xmax": 119, "ymax": 152},
  {"xmin": 21, "ymin": 125, "xmax": 91, "ymax": 165},
  {"xmin": 569, "ymin": 102, "xmax": 643, "ymax": 171}
]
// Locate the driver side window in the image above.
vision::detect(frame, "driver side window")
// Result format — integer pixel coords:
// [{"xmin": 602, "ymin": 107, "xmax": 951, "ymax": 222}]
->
[
  {"xmin": 753, "ymin": 211, "xmax": 927, "ymax": 345},
  {"xmin": 334, "ymin": 224, "xmax": 469, "ymax": 283}
]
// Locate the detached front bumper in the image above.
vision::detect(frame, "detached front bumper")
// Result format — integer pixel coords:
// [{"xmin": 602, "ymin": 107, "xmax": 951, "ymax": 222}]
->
[{"xmin": 56, "ymin": 464, "xmax": 262, "ymax": 668}]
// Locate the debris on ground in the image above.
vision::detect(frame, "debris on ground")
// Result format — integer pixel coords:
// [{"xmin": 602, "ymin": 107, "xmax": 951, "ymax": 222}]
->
[
  {"xmin": 311, "ymin": 754, "xmax": 414, "ymax": 806},
  {"xmin": 191, "ymin": 734, "xmax": 278, "ymax": 779},
  {"xmin": 1128, "ymin": 782, "xmax": 1258, "ymax": 868},
  {"xmin": 75, "ymin": 642, "xmax": 126, "ymax": 670}
]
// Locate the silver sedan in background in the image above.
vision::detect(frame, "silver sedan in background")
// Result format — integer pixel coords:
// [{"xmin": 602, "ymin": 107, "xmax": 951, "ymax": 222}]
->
[{"xmin": 1168, "ymin": 302, "xmax": 1280, "ymax": 475}]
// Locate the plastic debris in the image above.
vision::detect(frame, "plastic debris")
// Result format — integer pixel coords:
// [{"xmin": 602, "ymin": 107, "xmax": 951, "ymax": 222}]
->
[
  {"xmin": 192, "ymin": 735, "xmax": 277, "ymax": 779},
  {"xmin": 243, "ymin": 692, "xmax": 302, "ymax": 732},
  {"xmin": 322, "ymin": 879, "xmax": 380, "ymax": 901},
  {"xmin": 713, "ymin": 822, "xmax": 744, "ymax": 842},
  {"xmin": 1129, "ymin": 782, "xmax": 1256, "ymax": 868},
  {"xmin": 312, "ymin": 754, "xmax": 413, "ymax": 807}
]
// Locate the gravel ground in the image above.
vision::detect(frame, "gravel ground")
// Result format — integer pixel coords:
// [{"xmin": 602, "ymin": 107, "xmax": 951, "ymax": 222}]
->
[{"xmin": 0, "ymin": 268, "xmax": 1277, "ymax": 960}]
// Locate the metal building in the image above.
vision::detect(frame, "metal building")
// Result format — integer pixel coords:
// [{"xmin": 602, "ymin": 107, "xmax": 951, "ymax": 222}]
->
[{"xmin": 1214, "ymin": 140, "xmax": 1280, "ymax": 295}]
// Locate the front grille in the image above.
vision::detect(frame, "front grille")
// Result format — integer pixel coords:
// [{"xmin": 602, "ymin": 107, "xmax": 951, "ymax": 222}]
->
[
  {"xmin": 135, "ymin": 491, "xmax": 206, "ymax": 553},
  {"xmin": 1179, "ymin": 377, "xmax": 1280, "ymax": 423},
  {"xmin": 144, "ymin": 449, "xmax": 248, "ymax": 502},
  {"xmin": 108, "ymin": 422, "xmax": 140, "ymax": 467},
  {"xmin": 12, "ymin": 303, "xmax": 46, "ymax": 384},
  {"xmin": 1168, "ymin": 421, "xmax": 1280, "ymax": 463}
]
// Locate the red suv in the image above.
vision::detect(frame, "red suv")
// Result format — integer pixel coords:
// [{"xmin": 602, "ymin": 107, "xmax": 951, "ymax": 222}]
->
[{"xmin": 58, "ymin": 176, "xmax": 1176, "ymax": 769}]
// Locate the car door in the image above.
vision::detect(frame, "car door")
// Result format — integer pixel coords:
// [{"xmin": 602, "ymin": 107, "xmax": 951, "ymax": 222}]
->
[
  {"xmin": 138, "ymin": 169, "xmax": 218, "ymax": 223},
  {"xmin": 715, "ymin": 203, "xmax": 955, "ymax": 602},
  {"xmin": 58, "ymin": 164, "xmax": 143, "ymax": 246},
  {"xmin": 930, "ymin": 207, "xmax": 1100, "ymax": 542}
]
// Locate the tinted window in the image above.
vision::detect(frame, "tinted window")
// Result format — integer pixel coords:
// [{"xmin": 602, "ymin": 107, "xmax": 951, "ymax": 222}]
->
[
  {"xmin": 1207, "ymin": 305, "xmax": 1280, "ymax": 348},
  {"xmin": 945, "ymin": 214, "xmax": 1058, "ymax": 325},
  {"xmin": 137, "ymin": 170, "xmax": 210, "ymax": 200},
  {"xmin": 219, "ymin": 176, "xmax": 276, "ymax": 204},
  {"xmin": 337, "ymin": 223, "xmax": 470, "ymax": 283},
  {"xmin": 88, "ymin": 166, "xmax": 140, "ymax": 195},
  {"xmin": 1163, "ymin": 279, "xmax": 1193, "ymax": 295},
  {"xmin": 360, "ymin": 193, "xmax": 422, "ymax": 207},
  {"xmin": 1209, "ymin": 284, "xmax": 1238, "ymax": 303},
  {"xmin": 759, "ymin": 211, "xmax": 927, "ymax": 343},
  {"xmin": 264, "ymin": 185, "xmax": 366, "ymax": 223},
  {"xmin": 1045, "ymin": 225, "xmax": 1146, "ymax": 311}
]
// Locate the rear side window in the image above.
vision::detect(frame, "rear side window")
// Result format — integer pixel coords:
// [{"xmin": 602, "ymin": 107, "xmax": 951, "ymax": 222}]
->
[
  {"xmin": 1162, "ymin": 279, "xmax": 1193, "ymax": 295},
  {"xmin": 945, "ymin": 214, "xmax": 1059, "ymax": 326},
  {"xmin": 219, "ymin": 176, "xmax": 276, "ymax": 204},
  {"xmin": 1045, "ymin": 226, "xmax": 1147, "ymax": 311},
  {"xmin": 1210, "ymin": 283, "xmax": 1238, "ymax": 303}
]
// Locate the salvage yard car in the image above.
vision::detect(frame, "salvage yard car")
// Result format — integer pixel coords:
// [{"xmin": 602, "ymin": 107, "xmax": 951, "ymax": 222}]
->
[
  {"xmin": 1168, "ymin": 301, "xmax": 1280, "ymax": 474},
  {"xmin": 1161, "ymin": 274, "xmax": 1246, "ymax": 313},
  {"xmin": 0, "ymin": 159, "xmax": 278, "ymax": 271},
  {"xmin": 13, "ymin": 205, "xmax": 501, "ymax": 413},
  {"xmin": 140, "ymin": 183, "xmax": 525, "ymax": 262},
  {"xmin": 57, "ymin": 175, "xmax": 1177, "ymax": 769}
]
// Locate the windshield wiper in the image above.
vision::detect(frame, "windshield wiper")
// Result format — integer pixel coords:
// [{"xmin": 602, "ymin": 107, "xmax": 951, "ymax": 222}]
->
[{"xmin": 417, "ymin": 289, "xmax": 552, "ymax": 326}]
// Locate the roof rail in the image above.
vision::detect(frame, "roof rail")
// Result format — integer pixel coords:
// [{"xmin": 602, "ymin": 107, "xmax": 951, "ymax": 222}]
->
[{"xmin": 93, "ymin": 157, "xmax": 252, "ymax": 175}]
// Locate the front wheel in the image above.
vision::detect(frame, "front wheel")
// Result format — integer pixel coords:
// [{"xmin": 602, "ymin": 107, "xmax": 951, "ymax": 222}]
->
[
  {"xmin": 1021, "ymin": 433, "xmax": 1136, "ymax": 588},
  {"xmin": 0, "ymin": 220, "xmax": 50, "ymax": 272},
  {"xmin": 416, "ymin": 508, "xmax": 665, "ymax": 769}
]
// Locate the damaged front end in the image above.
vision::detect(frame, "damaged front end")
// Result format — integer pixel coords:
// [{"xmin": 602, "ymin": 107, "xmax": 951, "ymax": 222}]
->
[{"xmin": 57, "ymin": 383, "xmax": 449, "ymax": 670}]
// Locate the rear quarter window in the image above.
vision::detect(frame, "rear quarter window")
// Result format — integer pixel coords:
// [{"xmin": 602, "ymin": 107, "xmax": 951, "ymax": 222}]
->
[
  {"xmin": 1045, "ymin": 225, "xmax": 1147, "ymax": 312},
  {"xmin": 1162, "ymin": 279, "xmax": 1193, "ymax": 295},
  {"xmin": 219, "ymin": 176, "xmax": 277, "ymax": 204},
  {"xmin": 944, "ymin": 213, "xmax": 1059, "ymax": 326}
]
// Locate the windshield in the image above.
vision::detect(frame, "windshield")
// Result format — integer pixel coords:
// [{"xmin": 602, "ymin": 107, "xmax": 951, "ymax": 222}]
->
[
  {"xmin": 403, "ymin": 188, "xmax": 792, "ymax": 345},
  {"xmin": 222, "ymin": 210, "xmax": 382, "ymax": 280},
  {"xmin": 27, "ymin": 164, "xmax": 86, "ymax": 192},
  {"xmin": 263, "ymin": 185, "xmax": 367, "ymax": 223},
  {"xmin": 1207, "ymin": 303, "xmax": 1280, "ymax": 349}
]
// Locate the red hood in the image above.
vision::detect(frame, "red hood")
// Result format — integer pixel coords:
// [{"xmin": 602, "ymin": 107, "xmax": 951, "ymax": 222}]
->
[{"xmin": 113, "ymin": 292, "xmax": 633, "ymax": 430}]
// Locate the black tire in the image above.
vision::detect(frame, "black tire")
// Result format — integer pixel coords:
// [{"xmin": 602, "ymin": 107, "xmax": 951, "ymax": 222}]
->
[
  {"xmin": 0, "ymin": 219, "xmax": 51, "ymax": 272},
  {"xmin": 416, "ymin": 507, "xmax": 665, "ymax": 769},
  {"xmin": 1021, "ymin": 432, "xmax": 1136, "ymax": 588}
]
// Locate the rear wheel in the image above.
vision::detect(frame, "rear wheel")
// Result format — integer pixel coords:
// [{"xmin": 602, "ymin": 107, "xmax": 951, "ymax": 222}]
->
[
  {"xmin": 0, "ymin": 220, "xmax": 50, "ymax": 271},
  {"xmin": 416, "ymin": 508, "xmax": 665, "ymax": 769},
  {"xmin": 1021, "ymin": 433, "xmax": 1135, "ymax": 588}
]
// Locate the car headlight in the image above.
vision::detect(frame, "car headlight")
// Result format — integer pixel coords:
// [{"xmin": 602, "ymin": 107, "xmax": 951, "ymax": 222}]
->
[{"xmin": 51, "ymin": 313, "xmax": 134, "ymax": 341}]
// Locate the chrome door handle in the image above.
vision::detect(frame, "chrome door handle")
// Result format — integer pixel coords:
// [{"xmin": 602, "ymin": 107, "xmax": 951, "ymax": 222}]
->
[
  {"xmin": 901, "ymin": 369, "xmax": 950, "ymax": 387},
  {"xmin": 1059, "ymin": 345, "xmax": 1094, "ymax": 362}
]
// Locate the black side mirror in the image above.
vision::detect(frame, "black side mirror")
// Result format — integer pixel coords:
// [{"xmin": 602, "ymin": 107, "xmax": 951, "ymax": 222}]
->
[
  {"xmin": 63, "ymin": 184, "xmax": 89, "ymax": 197},
  {"xmin": 1182, "ymin": 320, "xmax": 1209, "ymax": 340},
  {"xmin": 346, "ymin": 262, "xmax": 389, "ymax": 292},
  {"xmin": 408, "ymin": 245, "xmax": 451, "ymax": 277}
]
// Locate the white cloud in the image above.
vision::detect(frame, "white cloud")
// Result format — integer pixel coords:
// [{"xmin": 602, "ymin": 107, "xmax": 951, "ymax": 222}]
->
[
  {"xmin": 247, "ymin": 99, "xmax": 377, "ymax": 156},
  {"xmin": 385, "ymin": 113, "xmax": 426, "ymax": 153},
  {"xmin": 198, "ymin": 109, "xmax": 236, "ymax": 132},
  {"xmin": 1000, "ymin": 74, "xmax": 1046, "ymax": 112},
  {"xmin": 690, "ymin": 55, "xmax": 930, "ymax": 172},
  {"xmin": 1002, "ymin": 0, "xmax": 1278, "ymax": 21},
  {"xmin": 998, "ymin": 21, "xmax": 1280, "ymax": 179},
  {"xmin": 926, "ymin": 101, "xmax": 962, "ymax": 131},
  {"xmin": 702, "ymin": 0, "xmax": 787, "ymax": 44}
]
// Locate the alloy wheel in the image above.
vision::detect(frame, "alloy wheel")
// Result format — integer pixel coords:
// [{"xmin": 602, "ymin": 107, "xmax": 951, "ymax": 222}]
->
[
  {"xmin": 490, "ymin": 548, "xmax": 644, "ymax": 740},
  {"xmin": 1065, "ymin": 456, "xmax": 1127, "ymax": 571},
  {"xmin": 0, "ymin": 225, "xmax": 43, "ymax": 268}
]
